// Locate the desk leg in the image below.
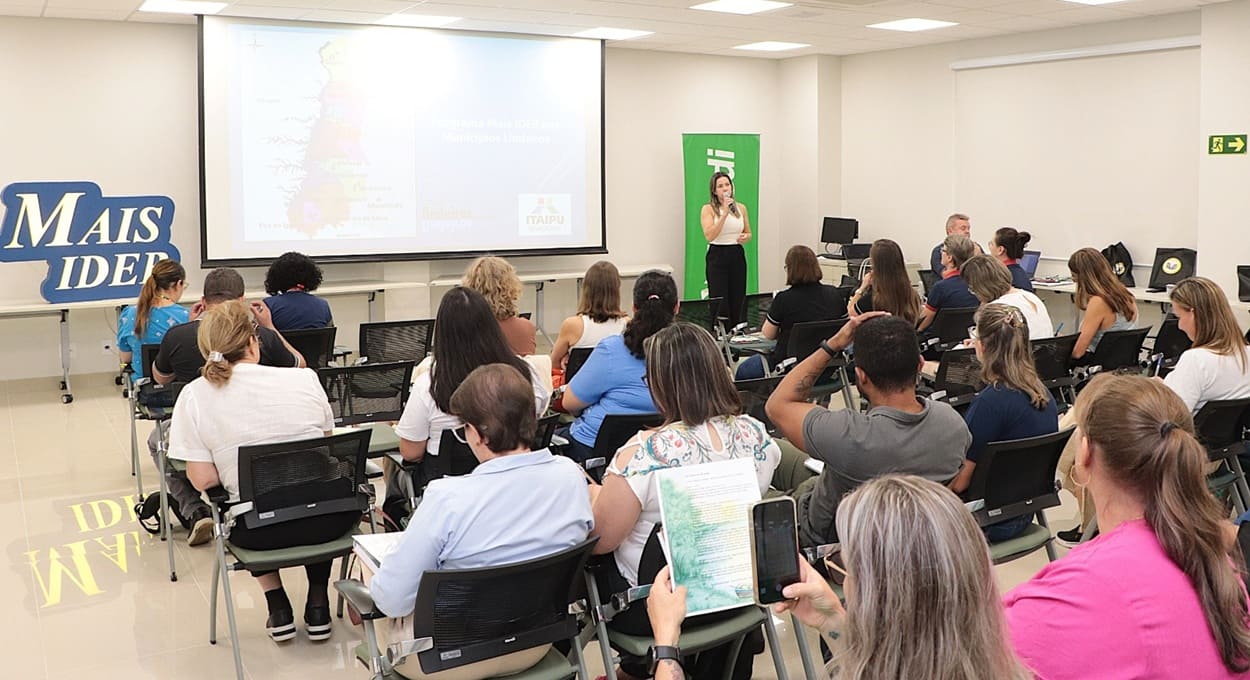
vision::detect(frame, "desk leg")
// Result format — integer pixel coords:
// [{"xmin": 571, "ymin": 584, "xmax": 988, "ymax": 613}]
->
[
  {"xmin": 367, "ymin": 291, "xmax": 377, "ymax": 323},
  {"xmin": 533, "ymin": 281, "xmax": 554, "ymax": 347},
  {"xmin": 59, "ymin": 310, "xmax": 73, "ymax": 404}
]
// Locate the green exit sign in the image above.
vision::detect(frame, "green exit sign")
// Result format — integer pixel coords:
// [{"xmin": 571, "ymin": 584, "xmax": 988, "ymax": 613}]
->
[{"xmin": 1209, "ymin": 135, "xmax": 1247, "ymax": 154}]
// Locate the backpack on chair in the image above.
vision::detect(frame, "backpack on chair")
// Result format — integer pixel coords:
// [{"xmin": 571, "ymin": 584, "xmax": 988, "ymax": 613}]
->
[{"xmin": 134, "ymin": 493, "xmax": 190, "ymax": 535}]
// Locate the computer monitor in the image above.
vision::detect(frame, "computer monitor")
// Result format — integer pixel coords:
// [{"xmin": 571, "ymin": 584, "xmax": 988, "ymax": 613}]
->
[
  {"xmin": 1020, "ymin": 250, "xmax": 1041, "ymax": 278},
  {"xmin": 821, "ymin": 217, "xmax": 858, "ymax": 245}
]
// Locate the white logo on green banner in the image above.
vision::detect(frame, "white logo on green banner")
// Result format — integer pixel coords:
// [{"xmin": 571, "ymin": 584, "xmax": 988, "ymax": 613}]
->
[{"xmin": 682, "ymin": 134, "xmax": 760, "ymax": 298}]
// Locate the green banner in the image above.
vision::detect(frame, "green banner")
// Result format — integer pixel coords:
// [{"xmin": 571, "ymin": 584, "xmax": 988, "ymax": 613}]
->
[{"xmin": 682, "ymin": 133, "xmax": 760, "ymax": 298}]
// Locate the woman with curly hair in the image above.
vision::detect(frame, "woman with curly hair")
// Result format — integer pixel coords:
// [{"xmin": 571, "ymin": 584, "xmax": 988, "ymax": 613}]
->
[
  {"xmin": 263, "ymin": 251, "xmax": 333, "ymax": 331},
  {"xmin": 462, "ymin": 255, "xmax": 537, "ymax": 355}
]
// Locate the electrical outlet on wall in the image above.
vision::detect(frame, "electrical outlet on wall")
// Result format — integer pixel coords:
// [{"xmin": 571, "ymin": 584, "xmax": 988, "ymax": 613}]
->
[{"xmin": 101, "ymin": 341, "xmax": 114, "ymax": 356}]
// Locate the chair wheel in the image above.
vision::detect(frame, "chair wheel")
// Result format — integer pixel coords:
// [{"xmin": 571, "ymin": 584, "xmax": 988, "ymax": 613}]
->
[
  {"xmin": 59, "ymin": 381, "xmax": 67, "ymax": 390},
  {"xmin": 170, "ymin": 573, "xmax": 178, "ymax": 582},
  {"xmin": 122, "ymin": 389, "xmax": 130, "ymax": 398},
  {"xmin": 115, "ymin": 375, "xmax": 124, "ymax": 385},
  {"xmin": 61, "ymin": 394, "xmax": 73, "ymax": 404}
]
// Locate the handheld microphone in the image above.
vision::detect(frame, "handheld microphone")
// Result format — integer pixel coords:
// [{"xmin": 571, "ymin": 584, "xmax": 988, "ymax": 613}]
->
[{"xmin": 726, "ymin": 192, "xmax": 738, "ymax": 217}]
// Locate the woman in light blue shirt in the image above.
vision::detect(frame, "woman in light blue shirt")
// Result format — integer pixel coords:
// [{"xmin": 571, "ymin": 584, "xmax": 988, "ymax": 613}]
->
[{"xmin": 117, "ymin": 259, "xmax": 188, "ymax": 378}]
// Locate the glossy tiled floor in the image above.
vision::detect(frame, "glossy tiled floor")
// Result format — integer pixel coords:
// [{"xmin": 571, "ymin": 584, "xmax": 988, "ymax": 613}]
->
[{"xmin": 0, "ymin": 373, "xmax": 1076, "ymax": 679}]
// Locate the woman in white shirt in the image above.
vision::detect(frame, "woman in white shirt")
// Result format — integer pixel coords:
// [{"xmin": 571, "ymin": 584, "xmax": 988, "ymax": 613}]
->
[
  {"xmin": 700, "ymin": 171, "xmax": 752, "ymax": 329},
  {"xmin": 961, "ymin": 255, "xmax": 1053, "ymax": 340},
  {"xmin": 170, "ymin": 299, "xmax": 346, "ymax": 645},
  {"xmin": 1164, "ymin": 276, "xmax": 1250, "ymax": 413},
  {"xmin": 549, "ymin": 260, "xmax": 628, "ymax": 370}
]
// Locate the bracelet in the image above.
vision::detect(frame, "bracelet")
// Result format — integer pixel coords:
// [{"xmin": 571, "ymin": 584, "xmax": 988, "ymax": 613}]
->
[{"xmin": 819, "ymin": 340, "xmax": 840, "ymax": 359}]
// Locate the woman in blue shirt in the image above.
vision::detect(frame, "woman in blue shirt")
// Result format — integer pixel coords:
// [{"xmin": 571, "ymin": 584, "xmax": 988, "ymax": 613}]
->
[
  {"xmin": 989, "ymin": 227, "xmax": 1035, "ymax": 292},
  {"xmin": 561, "ymin": 270, "xmax": 677, "ymax": 464},
  {"xmin": 117, "ymin": 259, "xmax": 189, "ymax": 379},
  {"xmin": 263, "ymin": 251, "xmax": 333, "ymax": 330},
  {"xmin": 949, "ymin": 303, "xmax": 1058, "ymax": 542}
]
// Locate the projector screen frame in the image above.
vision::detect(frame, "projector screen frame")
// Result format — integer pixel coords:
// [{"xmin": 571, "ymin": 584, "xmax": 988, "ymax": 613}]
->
[{"xmin": 196, "ymin": 16, "xmax": 608, "ymax": 268}]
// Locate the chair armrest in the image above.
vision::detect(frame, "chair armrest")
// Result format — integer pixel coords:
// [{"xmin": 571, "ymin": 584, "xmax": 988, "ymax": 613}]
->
[
  {"xmin": 334, "ymin": 579, "xmax": 388, "ymax": 621},
  {"xmin": 205, "ymin": 485, "xmax": 229, "ymax": 505}
]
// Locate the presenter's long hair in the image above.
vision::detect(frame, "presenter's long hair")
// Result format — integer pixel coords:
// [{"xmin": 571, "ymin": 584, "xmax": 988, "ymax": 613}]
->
[
  {"xmin": 622, "ymin": 270, "xmax": 678, "ymax": 360},
  {"xmin": 197, "ymin": 300, "xmax": 255, "ymax": 387},
  {"xmin": 835, "ymin": 475, "xmax": 1026, "ymax": 680},
  {"xmin": 1169, "ymin": 277, "xmax": 1249, "ymax": 372},
  {"xmin": 577, "ymin": 261, "xmax": 626, "ymax": 324},
  {"xmin": 1076, "ymin": 375, "xmax": 1250, "ymax": 672},
  {"xmin": 1067, "ymin": 248, "xmax": 1136, "ymax": 321},
  {"xmin": 135, "ymin": 259, "xmax": 185, "ymax": 337},
  {"xmin": 866, "ymin": 239, "xmax": 920, "ymax": 325},
  {"xmin": 707, "ymin": 171, "xmax": 735, "ymax": 216},
  {"xmin": 430, "ymin": 286, "xmax": 532, "ymax": 413}
]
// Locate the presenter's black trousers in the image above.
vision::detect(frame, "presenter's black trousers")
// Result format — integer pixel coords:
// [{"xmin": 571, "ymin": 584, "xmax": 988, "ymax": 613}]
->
[{"xmin": 706, "ymin": 243, "xmax": 746, "ymax": 329}]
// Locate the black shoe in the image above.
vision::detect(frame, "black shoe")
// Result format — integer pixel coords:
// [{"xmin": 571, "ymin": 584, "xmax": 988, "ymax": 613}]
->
[
  {"xmin": 187, "ymin": 508, "xmax": 214, "ymax": 547},
  {"xmin": 1056, "ymin": 525, "xmax": 1096, "ymax": 547},
  {"xmin": 266, "ymin": 607, "xmax": 297, "ymax": 643},
  {"xmin": 304, "ymin": 602, "xmax": 332, "ymax": 642}
]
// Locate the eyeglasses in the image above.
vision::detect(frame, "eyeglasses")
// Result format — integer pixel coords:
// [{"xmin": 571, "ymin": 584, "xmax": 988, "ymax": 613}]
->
[
  {"xmin": 641, "ymin": 374, "xmax": 650, "ymax": 386},
  {"xmin": 451, "ymin": 426, "xmax": 468, "ymax": 444},
  {"xmin": 804, "ymin": 543, "xmax": 847, "ymax": 586},
  {"xmin": 967, "ymin": 325, "xmax": 979, "ymax": 342}
]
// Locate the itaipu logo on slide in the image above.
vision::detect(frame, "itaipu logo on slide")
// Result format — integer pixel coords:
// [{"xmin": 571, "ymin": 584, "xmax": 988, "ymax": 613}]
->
[{"xmin": 518, "ymin": 194, "xmax": 571, "ymax": 236}]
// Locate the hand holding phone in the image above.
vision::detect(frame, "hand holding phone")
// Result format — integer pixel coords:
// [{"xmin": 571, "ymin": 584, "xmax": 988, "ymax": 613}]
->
[{"xmin": 750, "ymin": 497, "xmax": 802, "ymax": 605}]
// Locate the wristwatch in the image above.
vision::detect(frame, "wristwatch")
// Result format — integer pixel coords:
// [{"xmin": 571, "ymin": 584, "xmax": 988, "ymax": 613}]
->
[
  {"xmin": 648, "ymin": 645, "xmax": 683, "ymax": 676},
  {"xmin": 819, "ymin": 340, "xmax": 840, "ymax": 359}
]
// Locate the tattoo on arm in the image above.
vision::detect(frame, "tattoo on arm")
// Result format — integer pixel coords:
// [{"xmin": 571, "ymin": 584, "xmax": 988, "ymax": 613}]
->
[{"xmin": 794, "ymin": 371, "xmax": 818, "ymax": 400}]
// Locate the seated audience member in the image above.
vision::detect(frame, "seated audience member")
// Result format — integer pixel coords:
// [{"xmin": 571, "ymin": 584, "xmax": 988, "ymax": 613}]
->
[
  {"xmin": 849, "ymin": 238, "xmax": 922, "ymax": 325},
  {"xmin": 646, "ymin": 476, "xmax": 1027, "ymax": 680},
  {"xmin": 394, "ymin": 286, "xmax": 549, "ymax": 466},
  {"xmin": 918, "ymin": 235, "xmax": 981, "ymax": 332},
  {"xmin": 462, "ymin": 255, "xmax": 536, "ymax": 356},
  {"xmin": 117, "ymin": 259, "xmax": 189, "ymax": 379},
  {"xmin": 766, "ymin": 314, "xmax": 969, "ymax": 547},
  {"xmin": 1067, "ymin": 247, "xmax": 1138, "ymax": 359},
  {"xmin": 949, "ymin": 304, "xmax": 1058, "ymax": 542},
  {"xmin": 989, "ymin": 227, "xmax": 1036, "ymax": 292},
  {"xmin": 735, "ymin": 245, "xmax": 848, "ymax": 380},
  {"xmin": 150, "ymin": 267, "xmax": 305, "ymax": 545},
  {"xmin": 961, "ymin": 255, "xmax": 1053, "ymax": 340},
  {"xmin": 169, "ymin": 300, "xmax": 348, "ymax": 644},
  {"xmin": 929, "ymin": 213, "xmax": 974, "ymax": 274},
  {"xmin": 370, "ymin": 363, "xmax": 593, "ymax": 680},
  {"xmin": 1164, "ymin": 276, "xmax": 1250, "ymax": 413},
  {"xmin": 560, "ymin": 270, "xmax": 675, "ymax": 464},
  {"xmin": 1005, "ymin": 374, "xmax": 1250, "ymax": 679},
  {"xmin": 590, "ymin": 322, "xmax": 780, "ymax": 679},
  {"xmin": 550, "ymin": 260, "xmax": 628, "ymax": 370},
  {"xmin": 262, "ymin": 251, "xmax": 333, "ymax": 331}
]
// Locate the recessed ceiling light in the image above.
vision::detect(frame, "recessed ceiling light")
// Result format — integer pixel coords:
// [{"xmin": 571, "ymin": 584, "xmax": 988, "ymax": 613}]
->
[
  {"xmin": 690, "ymin": 0, "xmax": 793, "ymax": 16},
  {"xmin": 733, "ymin": 41, "xmax": 810, "ymax": 52},
  {"xmin": 376, "ymin": 14, "xmax": 462, "ymax": 28},
  {"xmin": 572, "ymin": 27, "xmax": 654, "ymax": 41},
  {"xmin": 138, "ymin": 0, "xmax": 226, "ymax": 14},
  {"xmin": 867, "ymin": 18, "xmax": 959, "ymax": 32}
]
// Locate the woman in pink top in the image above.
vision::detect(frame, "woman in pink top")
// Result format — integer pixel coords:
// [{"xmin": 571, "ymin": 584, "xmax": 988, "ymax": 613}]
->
[{"xmin": 1004, "ymin": 374, "xmax": 1250, "ymax": 679}]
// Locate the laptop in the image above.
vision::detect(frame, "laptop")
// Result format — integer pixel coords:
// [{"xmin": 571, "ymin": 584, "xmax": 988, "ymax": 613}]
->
[{"xmin": 1021, "ymin": 250, "xmax": 1041, "ymax": 279}]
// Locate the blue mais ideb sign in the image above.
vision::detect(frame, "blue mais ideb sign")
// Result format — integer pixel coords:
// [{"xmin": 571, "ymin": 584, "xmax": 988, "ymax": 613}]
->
[{"xmin": 0, "ymin": 182, "xmax": 181, "ymax": 303}]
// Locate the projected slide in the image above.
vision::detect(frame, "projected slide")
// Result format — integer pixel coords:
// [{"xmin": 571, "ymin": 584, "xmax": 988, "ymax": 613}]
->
[{"xmin": 201, "ymin": 17, "xmax": 604, "ymax": 263}]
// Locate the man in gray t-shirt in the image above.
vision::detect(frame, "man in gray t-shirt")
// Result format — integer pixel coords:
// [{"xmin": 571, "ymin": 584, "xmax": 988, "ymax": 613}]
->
[{"xmin": 767, "ymin": 314, "xmax": 970, "ymax": 547}]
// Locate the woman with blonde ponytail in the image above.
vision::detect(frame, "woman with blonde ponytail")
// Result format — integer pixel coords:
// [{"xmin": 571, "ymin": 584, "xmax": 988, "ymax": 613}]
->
[
  {"xmin": 169, "ymin": 299, "xmax": 350, "ymax": 645},
  {"xmin": 1005, "ymin": 374, "xmax": 1250, "ymax": 679},
  {"xmin": 117, "ymin": 259, "xmax": 187, "ymax": 378}
]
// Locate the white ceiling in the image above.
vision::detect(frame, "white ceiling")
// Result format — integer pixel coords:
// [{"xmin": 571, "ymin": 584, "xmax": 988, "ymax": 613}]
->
[{"xmin": 0, "ymin": 0, "xmax": 1218, "ymax": 56}]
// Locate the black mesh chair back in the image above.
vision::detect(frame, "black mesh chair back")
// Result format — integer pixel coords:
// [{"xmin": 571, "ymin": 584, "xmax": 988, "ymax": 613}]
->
[
  {"xmin": 519, "ymin": 312, "xmax": 533, "ymax": 320},
  {"xmin": 135, "ymin": 342, "xmax": 183, "ymax": 408},
  {"xmin": 735, "ymin": 376, "xmax": 783, "ymax": 434},
  {"xmin": 933, "ymin": 348, "xmax": 983, "ymax": 402},
  {"xmin": 1031, "ymin": 334, "xmax": 1078, "ymax": 383},
  {"xmin": 931, "ymin": 306, "xmax": 979, "ymax": 347},
  {"xmin": 1088, "ymin": 326, "xmax": 1151, "ymax": 372},
  {"xmin": 741, "ymin": 292, "xmax": 774, "ymax": 332},
  {"xmin": 283, "ymin": 326, "xmax": 337, "ymax": 369},
  {"xmin": 410, "ymin": 538, "xmax": 597, "ymax": 674},
  {"xmin": 965, "ymin": 428, "xmax": 1074, "ymax": 526},
  {"xmin": 359, "ymin": 319, "xmax": 435, "ymax": 365},
  {"xmin": 786, "ymin": 318, "xmax": 850, "ymax": 384},
  {"xmin": 1194, "ymin": 398, "xmax": 1250, "ymax": 451},
  {"xmin": 534, "ymin": 413, "xmax": 560, "ymax": 450},
  {"xmin": 140, "ymin": 343, "xmax": 162, "ymax": 379},
  {"xmin": 424, "ymin": 428, "xmax": 480, "ymax": 480},
  {"xmin": 593, "ymin": 413, "xmax": 665, "ymax": 462},
  {"xmin": 918, "ymin": 269, "xmax": 940, "ymax": 297},
  {"xmin": 564, "ymin": 347, "xmax": 594, "ymax": 384},
  {"xmin": 677, "ymin": 297, "xmax": 725, "ymax": 336},
  {"xmin": 317, "ymin": 361, "xmax": 414, "ymax": 427},
  {"xmin": 1153, "ymin": 315, "xmax": 1192, "ymax": 371},
  {"xmin": 236, "ymin": 429, "xmax": 371, "ymax": 529}
]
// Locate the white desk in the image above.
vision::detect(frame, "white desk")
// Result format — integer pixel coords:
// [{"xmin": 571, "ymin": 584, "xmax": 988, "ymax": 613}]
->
[
  {"xmin": 0, "ymin": 279, "xmax": 425, "ymax": 404},
  {"xmin": 430, "ymin": 264, "xmax": 673, "ymax": 344}
]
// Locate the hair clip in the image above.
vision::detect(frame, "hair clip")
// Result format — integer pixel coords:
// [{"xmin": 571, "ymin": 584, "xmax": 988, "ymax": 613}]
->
[
  {"xmin": 1159, "ymin": 421, "xmax": 1177, "ymax": 437},
  {"xmin": 208, "ymin": 351, "xmax": 225, "ymax": 363},
  {"xmin": 647, "ymin": 294, "xmax": 660, "ymax": 300}
]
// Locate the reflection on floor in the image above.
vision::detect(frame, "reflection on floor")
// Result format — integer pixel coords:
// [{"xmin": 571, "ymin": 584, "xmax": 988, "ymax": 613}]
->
[{"xmin": 0, "ymin": 373, "xmax": 1075, "ymax": 679}]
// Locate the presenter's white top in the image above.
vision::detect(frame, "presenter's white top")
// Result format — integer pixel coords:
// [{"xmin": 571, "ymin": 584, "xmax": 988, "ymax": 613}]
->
[
  {"xmin": 709, "ymin": 207, "xmax": 745, "ymax": 246},
  {"xmin": 573, "ymin": 315, "xmax": 628, "ymax": 349}
]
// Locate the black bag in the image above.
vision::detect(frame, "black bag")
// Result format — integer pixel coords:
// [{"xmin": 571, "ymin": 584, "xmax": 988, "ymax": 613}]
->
[
  {"xmin": 1147, "ymin": 248, "xmax": 1197, "ymax": 291},
  {"xmin": 1101, "ymin": 242, "xmax": 1135, "ymax": 287},
  {"xmin": 1238, "ymin": 266, "xmax": 1250, "ymax": 302},
  {"xmin": 134, "ymin": 492, "xmax": 189, "ymax": 534}
]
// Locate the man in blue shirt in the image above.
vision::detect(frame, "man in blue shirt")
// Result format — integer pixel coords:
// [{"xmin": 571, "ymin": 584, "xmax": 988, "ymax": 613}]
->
[
  {"xmin": 929, "ymin": 213, "xmax": 973, "ymax": 274},
  {"xmin": 918, "ymin": 235, "xmax": 981, "ymax": 333}
]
